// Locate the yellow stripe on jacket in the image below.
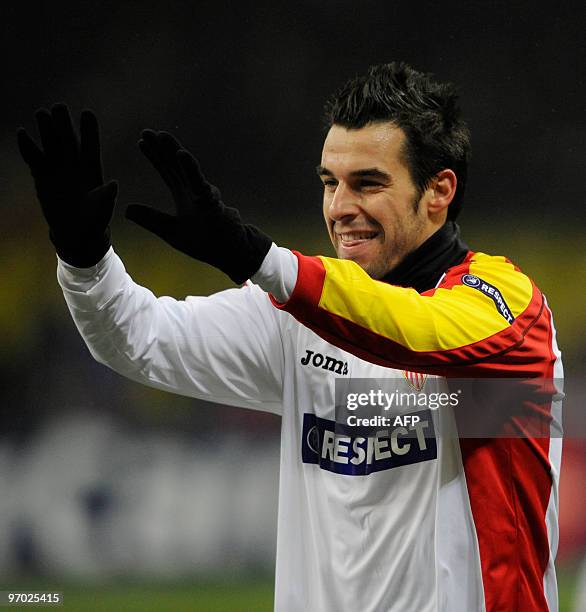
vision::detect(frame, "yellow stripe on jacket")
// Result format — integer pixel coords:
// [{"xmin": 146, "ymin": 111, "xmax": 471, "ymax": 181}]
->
[{"xmin": 317, "ymin": 252, "xmax": 534, "ymax": 352}]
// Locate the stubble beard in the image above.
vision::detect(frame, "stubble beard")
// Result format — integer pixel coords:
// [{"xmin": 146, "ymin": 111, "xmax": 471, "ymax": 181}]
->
[
  {"xmin": 361, "ymin": 198, "xmax": 426, "ymax": 280},
  {"xmin": 330, "ymin": 191, "xmax": 426, "ymax": 280}
]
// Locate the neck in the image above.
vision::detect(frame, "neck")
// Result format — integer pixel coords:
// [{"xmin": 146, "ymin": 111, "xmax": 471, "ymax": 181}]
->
[{"xmin": 381, "ymin": 221, "xmax": 469, "ymax": 292}]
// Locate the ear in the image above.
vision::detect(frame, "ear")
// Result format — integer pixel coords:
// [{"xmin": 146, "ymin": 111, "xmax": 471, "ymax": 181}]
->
[{"xmin": 427, "ymin": 169, "xmax": 457, "ymax": 216}]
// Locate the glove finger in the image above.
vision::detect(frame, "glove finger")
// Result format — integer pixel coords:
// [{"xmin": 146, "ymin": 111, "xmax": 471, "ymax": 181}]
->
[
  {"xmin": 35, "ymin": 108, "xmax": 59, "ymax": 158},
  {"xmin": 141, "ymin": 129, "xmax": 179, "ymax": 161},
  {"xmin": 176, "ymin": 149, "xmax": 216, "ymax": 201},
  {"xmin": 80, "ymin": 109, "xmax": 104, "ymax": 188},
  {"xmin": 17, "ymin": 128, "xmax": 45, "ymax": 174},
  {"xmin": 125, "ymin": 204, "xmax": 178, "ymax": 243},
  {"xmin": 138, "ymin": 137, "xmax": 183, "ymax": 194},
  {"xmin": 50, "ymin": 103, "xmax": 79, "ymax": 166},
  {"xmin": 149, "ymin": 130, "xmax": 187, "ymax": 188},
  {"xmin": 155, "ymin": 131, "xmax": 183, "ymax": 162},
  {"xmin": 141, "ymin": 130, "xmax": 182, "ymax": 174},
  {"xmin": 140, "ymin": 129, "xmax": 160, "ymax": 149}
]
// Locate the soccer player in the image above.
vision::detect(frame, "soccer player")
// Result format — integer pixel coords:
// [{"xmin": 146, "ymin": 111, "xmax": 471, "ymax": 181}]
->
[{"xmin": 18, "ymin": 63, "xmax": 562, "ymax": 611}]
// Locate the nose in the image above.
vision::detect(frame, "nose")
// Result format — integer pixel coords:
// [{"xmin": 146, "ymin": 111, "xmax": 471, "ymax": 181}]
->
[{"xmin": 327, "ymin": 182, "xmax": 361, "ymax": 222}]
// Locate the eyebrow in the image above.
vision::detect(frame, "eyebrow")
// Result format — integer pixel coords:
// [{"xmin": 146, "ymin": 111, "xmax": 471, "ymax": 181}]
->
[{"xmin": 315, "ymin": 165, "xmax": 392, "ymax": 182}]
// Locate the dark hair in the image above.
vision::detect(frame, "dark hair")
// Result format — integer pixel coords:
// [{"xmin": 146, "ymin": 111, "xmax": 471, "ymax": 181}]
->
[{"xmin": 323, "ymin": 62, "xmax": 470, "ymax": 220}]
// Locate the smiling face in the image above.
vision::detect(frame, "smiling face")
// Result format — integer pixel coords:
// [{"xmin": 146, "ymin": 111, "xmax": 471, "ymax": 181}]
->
[{"xmin": 319, "ymin": 122, "xmax": 440, "ymax": 279}]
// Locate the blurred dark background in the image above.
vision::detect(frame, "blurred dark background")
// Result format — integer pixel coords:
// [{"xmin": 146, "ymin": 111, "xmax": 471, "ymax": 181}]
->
[{"xmin": 1, "ymin": 1, "xmax": 585, "ymax": 609}]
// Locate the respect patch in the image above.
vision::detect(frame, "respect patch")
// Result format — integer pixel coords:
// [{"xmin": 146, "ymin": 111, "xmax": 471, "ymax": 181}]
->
[
  {"xmin": 301, "ymin": 412, "xmax": 437, "ymax": 476},
  {"xmin": 461, "ymin": 274, "xmax": 515, "ymax": 323}
]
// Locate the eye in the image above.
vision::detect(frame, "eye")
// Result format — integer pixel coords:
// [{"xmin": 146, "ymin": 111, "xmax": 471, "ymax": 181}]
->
[
  {"xmin": 322, "ymin": 179, "xmax": 338, "ymax": 188},
  {"xmin": 359, "ymin": 180, "xmax": 381, "ymax": 188}
]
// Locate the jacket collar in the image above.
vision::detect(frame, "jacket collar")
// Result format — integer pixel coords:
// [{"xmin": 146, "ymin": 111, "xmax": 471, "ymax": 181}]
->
[{"xmin": 381, "ymin": 221, "xmax": 469, "ymax": 293}]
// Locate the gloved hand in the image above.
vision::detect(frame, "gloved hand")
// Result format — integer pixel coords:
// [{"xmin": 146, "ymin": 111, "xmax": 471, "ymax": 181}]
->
[
  {"xmin": 17, "ymin": 104, "xmax": 118, "ymax": 267},
  {"xmin": 125, "ymin": 130, "xmax": 272, "ymax": 284}
]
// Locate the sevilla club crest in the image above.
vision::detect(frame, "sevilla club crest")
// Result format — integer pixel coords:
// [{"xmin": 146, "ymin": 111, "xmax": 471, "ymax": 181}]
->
[{"xmin": 403, "ymin": 370, "xmax": 427, "ymax": 391}]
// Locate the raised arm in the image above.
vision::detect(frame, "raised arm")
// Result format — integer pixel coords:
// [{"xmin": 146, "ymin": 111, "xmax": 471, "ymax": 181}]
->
[
  {"xmin": 18, "ymin": 106, "xmax": 284, "ymax": 412},
  {"xmin": 57, "ymin": 248, "xmax": 283, "ymax": 412}
]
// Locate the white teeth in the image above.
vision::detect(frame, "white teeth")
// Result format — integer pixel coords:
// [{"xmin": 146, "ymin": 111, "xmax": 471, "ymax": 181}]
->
[{"xmin": 339, "ymin": 232, "xmax": 377, "ymax": 242}]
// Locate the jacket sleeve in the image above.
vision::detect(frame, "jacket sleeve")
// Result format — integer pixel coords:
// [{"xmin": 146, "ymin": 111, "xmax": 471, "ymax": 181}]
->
[
  {"xmin": 58, "ymin": 248, "xmax": 284, "ymax": 413},
  {"xmin": 270, "ymin": 250, "xmax": 552, "ymax": 377}
]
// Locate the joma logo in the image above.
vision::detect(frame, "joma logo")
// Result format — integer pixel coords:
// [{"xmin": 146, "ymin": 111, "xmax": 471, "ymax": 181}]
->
[{"xmin": 300, "ymin": 349, "xmax": 348, "ymax": 375}]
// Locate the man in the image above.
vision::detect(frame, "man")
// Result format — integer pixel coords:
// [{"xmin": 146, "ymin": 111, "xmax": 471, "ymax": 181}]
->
[{"xmin": 18, "ymin": 63, "xmax": 562, "ymax": 611}]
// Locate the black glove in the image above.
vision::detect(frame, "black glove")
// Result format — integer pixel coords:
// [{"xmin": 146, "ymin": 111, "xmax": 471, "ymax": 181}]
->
[
  {"xmin": 125, "ymin": 130, "xmax": 272, "ymax": 284},
  {"xmin": 17, "ymin": 104, "xmax": 118, "ymax": 267}
]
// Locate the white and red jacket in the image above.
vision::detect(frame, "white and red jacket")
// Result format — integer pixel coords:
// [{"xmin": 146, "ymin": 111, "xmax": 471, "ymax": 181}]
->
[{"xmin": 58, "ymin": 244, "xmax": 562, "ymax": 612}]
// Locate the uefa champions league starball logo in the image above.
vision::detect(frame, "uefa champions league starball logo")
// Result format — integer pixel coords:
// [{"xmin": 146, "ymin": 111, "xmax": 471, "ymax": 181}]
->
[{"xmin": 462, "ymin": 274, "xmax": 481, "ymax": 288}]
